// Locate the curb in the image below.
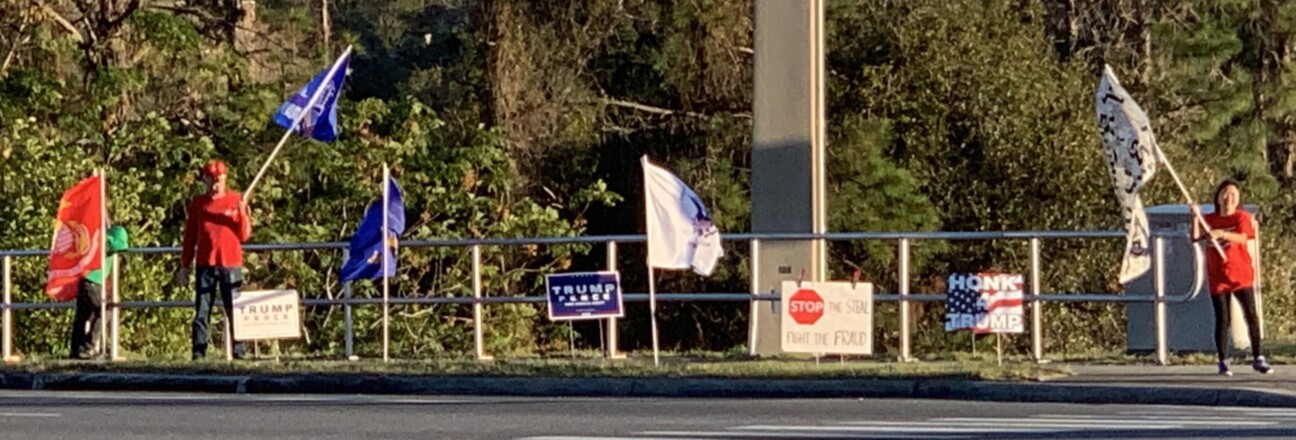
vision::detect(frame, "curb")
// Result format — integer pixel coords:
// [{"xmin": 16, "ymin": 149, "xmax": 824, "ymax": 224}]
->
[{"xmin": 3, "ymin": 372, "xmax": 1296, "ymax": 407}]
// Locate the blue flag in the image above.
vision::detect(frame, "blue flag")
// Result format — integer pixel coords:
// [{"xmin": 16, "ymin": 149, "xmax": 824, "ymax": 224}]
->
[
  {"xmin": 340, "ymin": 176, "xmax": 405, "ymax": 281},
  {"xmin": 274, "ymin": 49, "xmax": 351, "ymax": 142}
]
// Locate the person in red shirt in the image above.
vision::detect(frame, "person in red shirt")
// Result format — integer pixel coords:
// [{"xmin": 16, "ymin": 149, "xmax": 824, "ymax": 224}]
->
[
  {"xmin": 176, "ymin": 160, "xmax": 252, "ymax": 360},
  {"xmin": 1190, "ymin": 180, "xmax": 1270, "ymax": 376}
]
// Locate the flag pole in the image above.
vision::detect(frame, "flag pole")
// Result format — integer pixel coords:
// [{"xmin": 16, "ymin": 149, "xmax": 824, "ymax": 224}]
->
[
  {"xmin": 97, "ymin": 169, "xmax": 107, "ymax": 360},
  {"xmin": 244, "ymin": 129, "xmax": 295, "ymax": 205},
  {"xmin": 1151, "ymin": 144, "xmax": 1226, "ymax": 259},
  {"xmin": 642, "ymin": 156, "xmax": 661, "ymax": 367},
  {"xmin": 648, "ymin": 266, "xmax": 660, "ymax": 367},
  {"xmin": 381, "ymin": 162, "xmax": 390, "ymax": 363},
  {"xmin": 245, "ymin": 45, "xmax": 354, "ymax": 204}
]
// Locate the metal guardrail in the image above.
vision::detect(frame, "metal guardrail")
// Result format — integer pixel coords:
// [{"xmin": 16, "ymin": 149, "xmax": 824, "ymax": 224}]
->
[{"xmin": 0, "ymin": 230, "xmax": 1203, "ymax": 364}]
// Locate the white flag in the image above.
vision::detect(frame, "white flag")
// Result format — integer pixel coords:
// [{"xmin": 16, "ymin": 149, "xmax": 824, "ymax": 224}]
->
[
  {"xmin": 1095, "ymin": 65, "xmax": 1158, "ymax": 284},
  {"xmin": 642, "ymin": 156, "xmax": 724, "ymax": 275}
]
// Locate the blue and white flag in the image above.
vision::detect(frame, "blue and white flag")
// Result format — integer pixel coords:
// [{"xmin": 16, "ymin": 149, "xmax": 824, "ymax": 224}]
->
[
  {"xmin": 275, "ymin": 47, "xmax": 352, "ymax": 143},
  {"xmin": 340, "ymin": 174, "xmax": 405, "ymax": 281},
  {"xmin": 642, "ymin": 156, "xmax": 723, "ymax": 276}
]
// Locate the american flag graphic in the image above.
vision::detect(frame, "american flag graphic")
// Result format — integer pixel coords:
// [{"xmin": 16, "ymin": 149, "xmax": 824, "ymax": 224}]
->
[{"xmin": 945, "ymin": 273, "xmax": 1025, "ymax": 334}]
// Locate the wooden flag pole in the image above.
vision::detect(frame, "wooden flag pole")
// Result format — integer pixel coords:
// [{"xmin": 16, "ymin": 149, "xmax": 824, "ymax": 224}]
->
[
  {"xmin": 1151, "ymin": 144, "xmax": 1227, "ymax": 259},
  {"xmin": 245, "ymin": 45, "xmax": 354, "ymax": 204},
  {"xmin": 244, "ymin": 129, "xmax": 295, "ymax": 204}
]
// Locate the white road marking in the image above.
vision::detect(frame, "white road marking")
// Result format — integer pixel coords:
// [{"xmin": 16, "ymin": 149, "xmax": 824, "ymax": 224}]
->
[
  {"xmin": 1213, "ymin": 407, "xmax": 1296, "ymax": 415},
  {"xmin": 0, "ymin": 391, "xmax": 468, "ymax": 404},
  {"xmin": 835, "ymin": 420, "xmax": 1176, "ymax": 429},
  {"xmin": 729, "ymin": 425, "xmax": 1056, "ymax": 433},
  {"xmin": 1108, "ymin": 413, "xmax": 1293, "ymax": 421},
  {"xmin": 1117, "ymin": 410, "xmax": 1296, "ymax": 419},
  {"xmin": 521, "ymin": 437, "xmax": 708, "ymax": 440},
  {"xmin": 933, "ymin": 417, "xmax": 1272, "ymax": 426},
  {"xmin": 642, "ymin": 431, "xmax": 971, "ymax": 439},
  {"xmin": 524, "ymin": 404, "xmax": 1296, "ymax": 440},
  {"xmin": 0, "ymin": 412, "xmax": 61, "ymax": 417}
]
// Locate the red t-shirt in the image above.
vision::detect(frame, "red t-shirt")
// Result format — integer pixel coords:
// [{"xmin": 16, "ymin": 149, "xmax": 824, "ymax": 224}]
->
[
  {"xmin": 181, "ymin": 191, "xmax": 251, "ymax": 268},
  {"xmin": 1202, "ymin": 210, "xmax": 1256, "ymax": 295}
]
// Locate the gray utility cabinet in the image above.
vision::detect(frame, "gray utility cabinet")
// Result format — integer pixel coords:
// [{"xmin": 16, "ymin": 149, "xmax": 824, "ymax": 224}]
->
[{"xmin": 1126, "ymin": 204, "xmax": 1262, "ymax": 354}]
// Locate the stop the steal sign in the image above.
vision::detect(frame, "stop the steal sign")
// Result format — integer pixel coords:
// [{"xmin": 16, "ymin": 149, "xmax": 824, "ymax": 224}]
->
[{"xmin": 780, "ymin": 281, "xmax": 873, "ymax": 355}]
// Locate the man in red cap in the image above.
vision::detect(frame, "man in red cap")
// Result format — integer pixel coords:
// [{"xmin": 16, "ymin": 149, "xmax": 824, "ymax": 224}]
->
[{"xmin": 176, "ymin": 160, "xmax": 252, "ymax": 360}]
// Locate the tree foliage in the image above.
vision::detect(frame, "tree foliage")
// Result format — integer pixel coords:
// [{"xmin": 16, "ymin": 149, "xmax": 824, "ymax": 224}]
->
[{"xmin": 2, "ymin": 0, "xmax": 1295, "ymax": 358}]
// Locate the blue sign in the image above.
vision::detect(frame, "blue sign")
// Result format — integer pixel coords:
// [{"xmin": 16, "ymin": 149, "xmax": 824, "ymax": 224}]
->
[{"xmin": 545, "ymin": 271, "xmax": 623, "ymax": 321}]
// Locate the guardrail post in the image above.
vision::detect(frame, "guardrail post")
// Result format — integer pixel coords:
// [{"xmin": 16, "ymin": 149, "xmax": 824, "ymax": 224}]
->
[
  {"xmin": 605, "ymin": 241, "xmax": 624, "ymax": 359},
  {"xmin": 3, "ymin": 255, "xmax": 11, "ymax": 363},
  {"xmin": 748, "ymin": 238, "xmax": 760, "ymax": 357},
  {"xmin": 1154, "ymin": 236, "xmax": 1168, "ymax": 365},
  {"xmin": 111, "ymin": 254, "xmax": 121, "ymax": 361},
  {"xmin": 898, "ymin": 238, "xmax": 911, "ymax": 362},
  {"xmin": 473, "ymin": 244, "xmax": 491, "ymax": 361},
  {"xmin": 1030, "ymin": 237, "xmax": 1043, "ymax": 363},
  {"xmin": 342, "ymin": 248, "xmax": 354, "ymax": 360}
]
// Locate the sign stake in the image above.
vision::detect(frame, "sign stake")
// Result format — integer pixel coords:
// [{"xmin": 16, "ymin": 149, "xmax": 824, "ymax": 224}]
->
[{"xmin": 996, "ymin": 334, "xmax": 1004, "ymax": 366}]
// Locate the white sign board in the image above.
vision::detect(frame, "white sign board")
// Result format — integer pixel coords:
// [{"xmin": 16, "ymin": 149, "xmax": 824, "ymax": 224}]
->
[
  {"xmin": 780, "ymin": 281, "xmax": 873, "ymax": 355},
  {"xmin": 233, "ymin": 289, "xmax": 302, "ymax": 340}
]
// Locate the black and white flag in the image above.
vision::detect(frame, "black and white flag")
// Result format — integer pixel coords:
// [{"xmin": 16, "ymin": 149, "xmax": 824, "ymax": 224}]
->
[{"xmin": 1095, "ymin": 65, "xmax": 1157, "ymax": 284}]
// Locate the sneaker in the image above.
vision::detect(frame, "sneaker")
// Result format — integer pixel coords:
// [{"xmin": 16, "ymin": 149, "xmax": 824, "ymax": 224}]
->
[
  {"xmin": 1253, "ymin": 357, "xmax": 1273, "ymax": 374},
  {"xmin": 1219, "ymin": 361, "xmax": 1233, "ymax": 377},
  {"xmin": 70, "ymin": 348, "xmax": 98, "ymax": 360}
]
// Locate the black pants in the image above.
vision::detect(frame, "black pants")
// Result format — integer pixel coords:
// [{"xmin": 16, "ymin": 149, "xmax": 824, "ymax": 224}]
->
[
  {"xmin": 1211, "ymin": 288, "xmax": 1263, "ymax": 362},
  {"xmin": 192, "ymin": 267, "xmax": 247, "ymax": 359},
  {"xmin": 69, "ymin": 279, "xmax": 103, "ymax": 358}
]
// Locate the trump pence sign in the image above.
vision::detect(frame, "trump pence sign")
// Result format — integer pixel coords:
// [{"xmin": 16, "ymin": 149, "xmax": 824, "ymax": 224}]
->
[
  {"xmin": 780, "ymin": 281, "xmax": 873, "ymax": 355},
  {"xmin": 232, "ymin": 289, "xmax": 302, "ymax": 340},
  {"xmin": 545, "ymin": 271, "xmax": 624, "ymax": 321}
]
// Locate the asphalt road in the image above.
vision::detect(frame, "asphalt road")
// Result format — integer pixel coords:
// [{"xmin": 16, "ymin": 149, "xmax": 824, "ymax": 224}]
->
[{"xmin": 2, "ymin": 390, "xmax": 1296, "ymax": 439}]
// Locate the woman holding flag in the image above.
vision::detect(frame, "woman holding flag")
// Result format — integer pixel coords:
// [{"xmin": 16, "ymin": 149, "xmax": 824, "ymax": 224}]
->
[{"xmin": 1190, "ymin": 180, "xmax": 1271, "ymax": 376}]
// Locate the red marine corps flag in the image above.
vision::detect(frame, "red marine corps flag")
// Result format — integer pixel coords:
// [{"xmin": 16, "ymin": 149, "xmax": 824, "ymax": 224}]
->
[{"xmin": 45, "ymin": 175, "xmax": 105, "ymax": 302}]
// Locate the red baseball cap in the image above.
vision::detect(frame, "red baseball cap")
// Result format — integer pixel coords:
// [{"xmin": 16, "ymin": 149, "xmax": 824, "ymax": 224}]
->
[{"xmin": 200, "ymin": 160, "xmax": 228, "ymax": 178}]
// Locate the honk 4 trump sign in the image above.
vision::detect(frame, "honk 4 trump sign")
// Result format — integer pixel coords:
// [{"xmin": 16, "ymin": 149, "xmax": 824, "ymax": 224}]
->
[
  {"xmin": 233, "ymin": 290, "xmax": 303, "ymax": 340},
  {"xmin": 945, "ymin": 273, "xmax": 1024, "ymax": 334}
]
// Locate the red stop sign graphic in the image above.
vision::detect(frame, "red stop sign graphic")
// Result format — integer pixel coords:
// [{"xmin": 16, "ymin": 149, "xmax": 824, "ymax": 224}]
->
[{"xmin": 787, "ymin": 289, "xmax": 825, "ymax": 325}]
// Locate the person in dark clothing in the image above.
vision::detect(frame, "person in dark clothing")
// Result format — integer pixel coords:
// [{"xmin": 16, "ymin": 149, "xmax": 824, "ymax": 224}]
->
[{"xmin": 70, "ymin": 225, "xmax": 128, "ymax": 359}]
